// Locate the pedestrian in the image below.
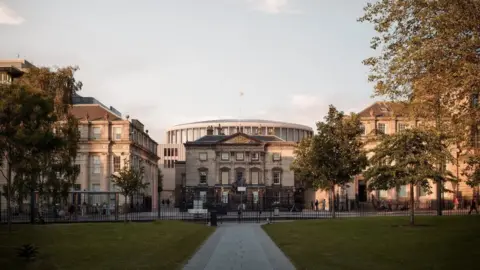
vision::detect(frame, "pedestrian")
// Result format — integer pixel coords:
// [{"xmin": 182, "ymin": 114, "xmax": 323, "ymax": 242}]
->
[
  {"xmin": 81, "ymin": 201, "xmax": 87, "ymax": 216},
  {"xmin": 468, "ymin": 196, "xmax": 478, "ymax": 215},
  {"xmin": 310, "ymin": 201, "xmax": 314, "ymax": 210},
  {"xmin": 161, "ymin": 199, "xmax": 165, "ymax": 206},
  {"xmin": 166, "ymin": 199, "xmax": 170, "ymax": 208},
  {"xmin": 315, "ymin": 200, "xmax": 319, "ymax": 211},
  {"xmin": 453, "ymin": 197, "xmax": 459, "ymax": 210}
]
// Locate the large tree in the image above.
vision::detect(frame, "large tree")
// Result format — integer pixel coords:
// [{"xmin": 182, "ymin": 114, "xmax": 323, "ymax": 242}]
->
[
  {"xmin": 291, "ymin": 105, "xmax": 368, "ymax": 218},
  {"xmin": 364, "ymin": 128, "xmax": 454, "ymax": 225},
  {"xmin": 359, "ymin": 0, "xmax": 480, "ymax": 214},
  {"xmin": 463, "ymin": 155, "xmax": 480, "ymax": 190}
]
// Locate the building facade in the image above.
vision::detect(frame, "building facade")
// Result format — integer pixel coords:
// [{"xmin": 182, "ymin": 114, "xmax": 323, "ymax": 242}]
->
[
  {"xmin": 159, "ymin": 119, "xmax": 313, "ymax": 201},
  {"xmin": 307, "ymin": 101, "xmax": 479, "ymax": 210},
  {"xmin": 175, "ymin": 127, "xmax": 299, "ymax": 208},
  {"xmin": 0, "ymin": 59, "xmax": 34, "ymax": 84},
  {"xmin": 71, "ymin": 95, "xmax": 160, "ymax": 207}
]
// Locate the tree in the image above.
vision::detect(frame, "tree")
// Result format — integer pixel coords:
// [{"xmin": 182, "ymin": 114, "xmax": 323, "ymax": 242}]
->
[
  {"xmin": 0, "ymin": 84, "xmax": 59, "ymax": 230},
  {"xmin": 110, "ymin": 160, "xmax": 148, "ymax": 222},
  {"xmin": 364, "ymin": 129, "xmax": 455, "ymax": 225},
  {"xmin": 463, "ymin": 155, "xmax": 480, "ymax": 189},
  {"xmin": 359, "ymin": 0, "xmax": 480, "ymax": 214},
  {"xmin": 291, "ymin": 105, "xmax": 368, "ymax": 218}
]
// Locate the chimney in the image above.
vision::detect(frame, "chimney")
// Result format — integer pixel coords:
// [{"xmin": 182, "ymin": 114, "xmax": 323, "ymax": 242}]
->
[{"xmin": 207, "ymin": 125, "xmax": 214, "ymax": 135}]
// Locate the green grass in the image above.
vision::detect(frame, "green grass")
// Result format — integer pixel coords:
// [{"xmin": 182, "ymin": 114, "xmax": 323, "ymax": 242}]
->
[
  {"xmin": 0, "ymin": 221, "xmax": 214, "ymax": 270},
  {"xmin": 264, "ymin": 216, "xmax": 480, "ymax": 270}
]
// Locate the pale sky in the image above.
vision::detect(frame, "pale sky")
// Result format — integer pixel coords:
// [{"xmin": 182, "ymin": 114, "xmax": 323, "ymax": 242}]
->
[{"xmin": 0, "ymin": 0, "xmax": 378, "ymax": 142}]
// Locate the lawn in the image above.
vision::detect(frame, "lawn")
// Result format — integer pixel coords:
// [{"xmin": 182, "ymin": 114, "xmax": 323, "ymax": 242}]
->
[
  {"xmin": 264, "ymin": 216, "xmax": 480, "ymax": 270},
  {"xmin": 0, "ymin": 221, "xmax": 214, "ymax": 270}
]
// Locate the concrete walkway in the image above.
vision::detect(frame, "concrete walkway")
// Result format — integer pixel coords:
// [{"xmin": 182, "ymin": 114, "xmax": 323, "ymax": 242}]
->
[{"xmin": 183, "ymin": 223, "xmax": 296, "ymax": 270}]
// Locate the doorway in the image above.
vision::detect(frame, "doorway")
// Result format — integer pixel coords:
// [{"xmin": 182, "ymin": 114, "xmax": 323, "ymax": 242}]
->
[{"xmin": 358, "ymin": 180, "xmax": 367, "ymax": 202}]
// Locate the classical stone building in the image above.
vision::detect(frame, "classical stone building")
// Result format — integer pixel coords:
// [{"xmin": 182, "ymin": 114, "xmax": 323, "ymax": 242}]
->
[
  {"xmin": 175, "ymin": 126, "xmax": 300, "ymax": 208},
  {"xmin": 71, "ymin": 94, "xmax": 160, "ymax": 205},
  {"xmin": 307, "ymin": 101, "xmax": 479, "ymax": 210}
]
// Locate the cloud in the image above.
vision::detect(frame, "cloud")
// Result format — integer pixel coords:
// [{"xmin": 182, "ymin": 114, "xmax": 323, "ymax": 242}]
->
[
  {"xmin": 0, "ymin": 3, "xmax": 24, "ymax": 25},
  {"xmin": 247, "ymin": 0, "xmax": 301, "ymax": 14},
  {"xmin": 291, "ymin": 94, "xmax": 320, "ymax": 109}
]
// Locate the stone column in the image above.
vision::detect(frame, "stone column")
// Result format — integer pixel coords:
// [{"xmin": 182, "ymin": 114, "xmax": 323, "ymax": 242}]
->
[{"xmin": 81, "ymin": 153, "xmax": 89, "ymax": 191}]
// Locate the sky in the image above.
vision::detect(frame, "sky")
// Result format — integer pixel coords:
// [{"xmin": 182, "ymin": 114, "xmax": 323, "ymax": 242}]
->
[{"xmin": 0, "ymin": 0, "xmax": 379, "ymax": 142}]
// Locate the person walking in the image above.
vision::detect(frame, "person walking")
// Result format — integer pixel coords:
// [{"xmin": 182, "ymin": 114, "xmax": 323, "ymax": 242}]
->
[
  {"xmin": 314, "ymin": 200, "xmax": 319, "ymax": 211},
  {"xmin": 468, "ymin": 195, "xmax": 478, "ymax": 215}
]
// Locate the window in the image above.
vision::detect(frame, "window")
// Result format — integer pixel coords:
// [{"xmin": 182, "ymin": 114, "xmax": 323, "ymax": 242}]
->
[
  {"xmin": 93, "ymin": 156, "xmax": 101, "ymax": 174},
  {"xmin": 273, "ymin": 153, "xmax": 281, "ymax": 161},
  {"xmin": 253, "ymin": 191, "xmax": 259, "ymax": 203},
  {"xmin": 236, "ymin": 152, "xmax": 244, "ymax": 161},
  {"xmin": 199, "ymin": 152, "xmax": 207, "ymax": 161},
  {"xmin": 221, "ymin": 171, "xmax": 229, "ymax": 185},
  {"xmin": 164, "ymin": 148, "xmax": 167, "ymax": 157},
  {"xmin": 251, "ymin": 171, "xmax": 259, "ymax": 185},
  {"xmin": 236, "ymin": 171, "xmax": 244, "ymax": 185},
  {"xmin": 377, "ymin": 123, "xmax": 386, "ymax": 134},
  {"xmin": 167, "ymin": 148, "xmax": 171, "ymax": 156},
  {"xmin": 113, "ymin": 127, "xmax": 122, "ymax": 140},
  {"xmin": 398, "ymin": 185, "xmax": 407, "ymax": 197},
  {"xmin": 93, "ymin": 127, "xmax": 101, "ymax": 140},
  {"xmin": 113, "ymin": 156, "xmax": 121, "ymax": 172},
  {"xmin": 200, "ymin": 171, "xmax": 207, "ymax": 184},
  {"xmin": 251, "ymin": 152, "xmax": 259, "ymax": 161},
  {"xmin": 221, "ymin": 152, "xmax": 229, "ymax": 161},
  {"xmin": 92, "ymin": 184, "xmax": 100, "ymax": 191},
  {"xmin": 379, "ymin": 190, "xmax": 388, "ymax": 198},
  {"xmin": 398, "ymin": 123, "xmax": 408, "ymax": 132},
  {"xmin": 273, "ymin": 171, "xmax": 281, "ymax": 184},
  {"xmin": 174, "ymin": 148, "xmax": 178, "ymax": 156},
  {"xmin": 222, "ymin": 192, "xmax": 229, "ymax": 203},
  {"xmin": 360, "ymin": 124, "xmax": 366, "ymax": 135}
]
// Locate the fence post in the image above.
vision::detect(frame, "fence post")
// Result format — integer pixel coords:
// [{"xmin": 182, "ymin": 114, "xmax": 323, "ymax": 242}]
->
[
  {"xmin": 115, "ymin": 193, "xmax": 119, "ymax": 221},
  {"xmin": 30, "ymin": 189, "xmax": 35, "ymax": 224}
]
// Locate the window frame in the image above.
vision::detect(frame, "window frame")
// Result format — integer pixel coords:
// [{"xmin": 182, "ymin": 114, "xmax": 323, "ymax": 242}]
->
[
  {"xmin": 397, "ymin": 123, "xmax": 408, "ymax": 132},
  {"xmin": 221, "ymin": 170, "xmax": 229, "ymax": 185},
  {"xmin": 199, "ymin": 152, "xmax": 208, "ymax": 161},
  {"xmin": 236, "ymin": 152, "xmax": 244, "ymax": 161},
  {"xmin": 113, "ymin": 127, "xmax": 122, "ymax": 140},
  {"xmin": 272, "ymin": 153, "xmax": 281, "ymax": 161},
  {"xmin": 199, "ymin": 171, "xmax": 208, "ymax": 184},
  {"xmin": 93, "ymin": 127, "xmax": 101, "ymax": 140},
  {"xmin": 377, "ymin": 123, "xmax": 386, "ymax": 134},
  {"xmin": 93, "ymin": 156, "xmax": 101, "ymax": 174},
  {"xmin": 221, "ymin": 152, "xmax": 230, "ymax": 161},
  {"xmin": 113, "ymin": 156, "xmax": 121, "ymax": 172},
  {"xmin": 272, "ymin": 171, "xmax": 281, "ymax": 185},
  {"xmin": 251, "ymin": 152, "xmax": 259, "ymax": 161}
]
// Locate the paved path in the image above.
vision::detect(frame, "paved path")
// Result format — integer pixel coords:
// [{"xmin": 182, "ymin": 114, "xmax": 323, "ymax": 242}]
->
[{"xmin": 183, "ymin": 223, "xmax": 295, "ymax": 270}]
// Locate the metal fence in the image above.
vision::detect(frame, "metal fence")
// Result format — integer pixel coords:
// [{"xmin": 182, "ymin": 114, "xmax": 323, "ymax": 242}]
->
[{"xmin": 0, "ymin": 191, "xmax": 478, "ymax": 225}]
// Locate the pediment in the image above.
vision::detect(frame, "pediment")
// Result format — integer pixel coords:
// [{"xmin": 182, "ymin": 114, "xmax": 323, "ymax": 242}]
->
[{"xmin": 221, "ymin": 134, "xmax": 259, "ymax": 144}]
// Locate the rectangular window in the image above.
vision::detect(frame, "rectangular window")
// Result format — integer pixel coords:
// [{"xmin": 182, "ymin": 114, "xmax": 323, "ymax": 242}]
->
[
  {"xmin": 377, "ymin": 123, "xmax": 386, "ymax": 134},
  {"xmin": 113, "ymin": 127, "xmax": 122, "ymax": 140},
  {"xmin": 251, "ymin": 171, "xmax": 259, "ymax": 185},
  {"xmin": 93, "ymin": 127, "xmax": 101, "ymax": 140},
  {"xmin": 253, "ymin": 191, "xmax": 259, "ymax": 204},
  {"xmin": 200, "ymin": 171, "xmax": 207, "ymax": 184},
  {"xmin": 92, "ymin": 183, "xmax": 100, "ymax": 191},
  {"xmin": 199, "ymin": 152, "xmax": 207, "ymax": 161},
  {"xmin": 164, "ymin": 148, "xmax": 167, "ymax": 157},
  {"xmin": 222, "ymin": 192, "xmax": 229, "ymax": 203},
  {"xmin": 251, "ymin": 152, "xmax": 259, "ymax": 161},
  {"xmin": 221, "ymin": 171, "xmax": 229, "ymax": 185},
  {"xmin": 273, "ymin": 171, "xmax": 281, "ymax": 184},
  {"xmin": 236, "ymin": 152, "xmax": 244, "ymax": 161},
  {"xmin": 379, "ymin": 190, "xmax": 388, "ymax": 198},
  {"xmin": 273, "ymin": 153, "xmax": 281, "ymax": 161},
  {"xmin": 113, "ymin": 156, "xmax": 121, "ymax": 172},
  {"xmin": 167, "ymin": 148, "xmax": 171, "ymax": 156},
  {"xmin": 398, "ymin": 185, "xmax": 407, "ymax": 197},
  {"xmin": 93, "ymin": 156, "xmax": 101, "ymax": 174},
  {"xmin": 221, "ymin": 152, "xmax": 229, "ymax": 161},
  {"xmin": 398, "ymin": 123, "xmax": 408, "ymax": 132}
]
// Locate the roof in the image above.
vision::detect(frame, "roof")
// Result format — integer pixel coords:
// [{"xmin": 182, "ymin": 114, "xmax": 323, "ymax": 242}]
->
[
  {"xmin": 70, "ymin": 104, "xmax": 123, "ymax": 121},
  {"xmin": 185, "ymin": 133, "xmax": 289, "ymax": 146},
  {"xmin": 358, "ymin": 101, "xmax": 407, "ymax": 118},
  {"xmin": 174, "ymin": 119, "xmax": 312, "ymax": 130}
]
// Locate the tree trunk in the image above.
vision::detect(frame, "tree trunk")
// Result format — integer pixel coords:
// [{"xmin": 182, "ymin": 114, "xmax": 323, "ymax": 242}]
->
[
  {"xmin": 331, "ymin": 186, "xmax": 336, "ymax": 219},
  {"xmin": 409, "ymin": 184, "xmax": 415, "ymax": 226},
  {"xmin": 6, "ymin": 162, "xmax": 12, "ymax": 232}
]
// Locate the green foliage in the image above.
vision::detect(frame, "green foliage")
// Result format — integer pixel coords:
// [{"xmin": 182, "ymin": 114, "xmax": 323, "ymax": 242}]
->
[
  {"xmin": 359, "ymin": 0, "xmax": 480, "ymax": 149},
  {"xmin": 111, "ymin": 159, "xmax": 149, "ymax": 198},
  {"xmin": 17, "ymin": 244, "xmax": 39, "ymax": 262},
  {"xmin": 463, "ymin": 155, "xmax": 480, "ymax": 188},
  {"xmin": 364, "ymin": 128, "xmax": 455, "ymax": 224},
  {"xmin": 291, "ymin": 105, "xmax": 368, "ymax": 217}
]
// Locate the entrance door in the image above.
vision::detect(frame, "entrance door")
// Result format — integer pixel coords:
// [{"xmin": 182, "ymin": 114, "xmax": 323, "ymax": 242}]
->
[{"xmin": 358, "ymin": 181, "xmax": 367, "ymax": 202}]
